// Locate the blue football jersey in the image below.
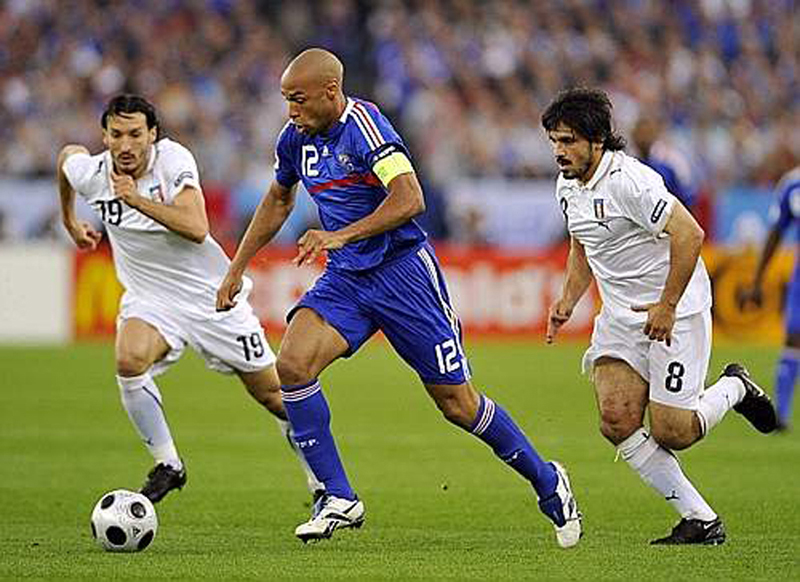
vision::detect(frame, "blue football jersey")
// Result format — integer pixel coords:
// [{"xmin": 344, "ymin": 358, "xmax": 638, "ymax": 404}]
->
[
  {"xmin": 274, "ymin": 97, "xmax": 427, "ymax": 271},
  {"xmin": 772, "ymin": 166, "xmax": 800, "ymax": 247}
]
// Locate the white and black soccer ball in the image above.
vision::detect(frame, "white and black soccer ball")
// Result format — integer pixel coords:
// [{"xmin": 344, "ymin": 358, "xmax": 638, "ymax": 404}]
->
[{"xmin": 90, "ymin": 489, "xmax": 158, "ymax": 552}]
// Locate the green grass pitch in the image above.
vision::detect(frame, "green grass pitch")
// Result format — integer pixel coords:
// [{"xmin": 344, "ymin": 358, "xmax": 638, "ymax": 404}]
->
[{"xmin": 1, "ymin": 340, "xmax": 798, "ymax": 580}]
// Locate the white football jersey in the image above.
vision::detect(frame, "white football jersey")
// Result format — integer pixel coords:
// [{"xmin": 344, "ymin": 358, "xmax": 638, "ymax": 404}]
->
[
  {"xmin": 556, "ymin": 150, "xmax": 711, "ymax": 324},
  {"xmin": 63, "ymin": 138, "xmax": 250, "ymax": 318}
]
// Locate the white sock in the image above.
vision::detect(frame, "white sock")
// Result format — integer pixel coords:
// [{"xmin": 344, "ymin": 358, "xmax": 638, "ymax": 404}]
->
[
  {"xmin": 617, "ymin": 427, "xmax": 716, "ymax": 521},
  {"xmin": 696, "ymin": 376, "xmax": 746, "ymax": 436},
  {"xmin": 275, "ymin": 417, "xmax": 324, "ymax": 494},
  {"xmin": 117, "ymin": 373, "xmax": 182, "ymax": 470}
]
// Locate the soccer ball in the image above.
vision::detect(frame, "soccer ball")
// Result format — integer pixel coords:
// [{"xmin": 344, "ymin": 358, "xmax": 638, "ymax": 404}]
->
[{"xmin": 90, "ymin": 489, "xmax": 158, "ymax": 552}]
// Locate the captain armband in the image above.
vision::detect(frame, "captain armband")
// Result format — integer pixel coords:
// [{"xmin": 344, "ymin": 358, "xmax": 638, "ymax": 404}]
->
[{"xmin": 373, "ymin": 152, "xmax": 414, "ymax": 188}]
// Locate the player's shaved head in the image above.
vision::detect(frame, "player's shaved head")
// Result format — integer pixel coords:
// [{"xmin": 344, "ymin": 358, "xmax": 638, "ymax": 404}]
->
[
  {"xmin": 282, "ymin": 48, "xmax": 343, "ymax": 90},
  {"xmin": 280, "ymin": 48, "xmax": 347, "ymax": 136}
]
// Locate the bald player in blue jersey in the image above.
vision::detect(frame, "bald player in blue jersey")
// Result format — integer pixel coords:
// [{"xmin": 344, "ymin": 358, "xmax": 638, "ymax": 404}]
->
[
  {"xmin": 216, "ymin": 48, "xmax": 582, "ymax": 546},
  {"xmin": 742, "ymin": 166, "xmax": 800, "ymax": 431}
]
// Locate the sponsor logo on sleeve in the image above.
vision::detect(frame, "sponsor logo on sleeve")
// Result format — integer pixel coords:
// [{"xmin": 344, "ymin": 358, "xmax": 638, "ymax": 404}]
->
[{"xmin": 173, "ymin": 171, "xmax": 194, "ymax": 188}]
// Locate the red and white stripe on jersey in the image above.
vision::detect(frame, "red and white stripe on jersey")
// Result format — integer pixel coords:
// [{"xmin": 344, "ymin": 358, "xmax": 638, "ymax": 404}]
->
[{"xmin": 349, "ymin": 101, "xmax": 386, "ymax": 151}]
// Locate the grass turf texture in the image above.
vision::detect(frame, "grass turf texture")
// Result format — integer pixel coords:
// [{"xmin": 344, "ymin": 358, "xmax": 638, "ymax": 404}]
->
[{"xmin": 1, "ymin": 340, "xmax": 797, "ymax": 581}]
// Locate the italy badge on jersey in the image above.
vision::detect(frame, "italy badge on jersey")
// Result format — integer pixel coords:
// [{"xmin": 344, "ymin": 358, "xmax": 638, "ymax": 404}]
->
[{"xmin": 593, "ymin": 198, "xmax": 605, "ymax": 220}]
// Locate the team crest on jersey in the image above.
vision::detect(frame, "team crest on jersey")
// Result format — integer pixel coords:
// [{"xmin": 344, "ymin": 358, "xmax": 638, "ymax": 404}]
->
[
  {"xmin": 149, "ymin": 184, "xmax": 165, "ymax": 203},
  {"xmin": 337, "ymin": 153, "xmax": 355, "ymax": 172},
  {"xmin": 593, "ymin": 199, "xmax": 605, "ymax": 220}
]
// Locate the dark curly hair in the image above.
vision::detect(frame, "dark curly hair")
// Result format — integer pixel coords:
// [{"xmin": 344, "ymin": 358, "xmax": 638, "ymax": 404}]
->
[
  {"xmin": 101, "ymin": 94, "xmax": 161, "ymax": 138},
  {"xmin": 541, "ymin": 87, "xmax": 626, "ymax": 151}
]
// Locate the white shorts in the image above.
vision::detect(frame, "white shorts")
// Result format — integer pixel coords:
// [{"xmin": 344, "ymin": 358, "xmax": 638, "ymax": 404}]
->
[
  {"xmin": 582, "ymin": 309, "xmax": 712, "ymax": 410},
  {"xmin": 117, "ymin": 293, "xmax": 276, "ymax": 377}
]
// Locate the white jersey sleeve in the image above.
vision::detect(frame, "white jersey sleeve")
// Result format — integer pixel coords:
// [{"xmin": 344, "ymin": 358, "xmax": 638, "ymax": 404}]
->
[
  {"xmin": 612, "ymin": 165, "xmax": 676, "ymax": 237},
  {"xmin": 63, "ymin": 152, "xmax": 105, "ymax": 199},
  {"xmin": 159, "ymin": 140, "xmax": 201, "ymax": 202}
]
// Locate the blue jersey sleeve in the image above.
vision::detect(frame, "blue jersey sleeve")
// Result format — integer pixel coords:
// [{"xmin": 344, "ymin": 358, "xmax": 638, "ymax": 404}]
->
[
  {"xmin": 773, "ymin": 178, "xmax": 800, "ymax": 233},
  {"xmin": 274, "ymin": 124, "xmax": 299, "ymax": 188},
  {"xmin": 348, "ymin": 100, "xmax": 410, "ymax": 170}
]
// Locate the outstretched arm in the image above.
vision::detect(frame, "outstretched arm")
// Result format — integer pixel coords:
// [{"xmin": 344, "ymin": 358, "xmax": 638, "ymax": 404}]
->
[
  {"xmin": 57, "ymin": 144, "xmax": 102, "ymax": 250},
  {"xmin": 216, "ymin": 180, "xmax": 297, "ymax": 310},
  {"xmin": 547, "ymin": 236, "xmax": 593, "ymax": 344},
  {"xmin": 293, "ymin": 171, "xmax": 424, "ymax": 267}
]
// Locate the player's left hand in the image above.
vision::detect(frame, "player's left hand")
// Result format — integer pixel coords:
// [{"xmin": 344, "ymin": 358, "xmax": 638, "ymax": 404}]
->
[
  {"xmin": 293, "ymin": 229, "xmax": 347, "ymax": 267},
  {"xmin": 631, "ymin": 301, "xmax": 676, "ymax": 346},
  {"xmin": 110, "ymin": 170, "xmax": 140, "ymax": 207}
]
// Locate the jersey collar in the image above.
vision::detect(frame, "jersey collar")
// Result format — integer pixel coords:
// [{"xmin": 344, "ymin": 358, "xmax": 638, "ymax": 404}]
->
[
  {"xmin": 583, "ymin": 150, "xmax": 613, "ymax": 190},
  {"xmin": 143, "ymin": 143, "xmax": 158, "ymax": 174},
  {"xmin": 316, "ymin": 97, "xmax": 353, "ymax": 141},
  {"xmin": 339, "ymin": 97, "xmax": 355, "ymax": 123}
]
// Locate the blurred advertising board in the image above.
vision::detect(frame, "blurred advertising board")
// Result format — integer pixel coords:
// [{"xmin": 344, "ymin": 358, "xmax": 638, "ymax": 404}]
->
[{"xmin": 73, "ymin": 244, "xmax": 794, "ymax": 343}]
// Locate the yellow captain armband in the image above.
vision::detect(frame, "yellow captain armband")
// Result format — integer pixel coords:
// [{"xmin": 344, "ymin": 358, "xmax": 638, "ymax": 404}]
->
[{"xmin": 373, "ymin": 152, "xmax": 414, "ymax": 187}]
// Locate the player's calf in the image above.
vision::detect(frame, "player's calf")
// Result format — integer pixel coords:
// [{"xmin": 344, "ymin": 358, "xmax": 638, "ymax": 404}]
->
[{"xmin": 648, "ymin": 403, "xmax": 702, "ymax": 451}]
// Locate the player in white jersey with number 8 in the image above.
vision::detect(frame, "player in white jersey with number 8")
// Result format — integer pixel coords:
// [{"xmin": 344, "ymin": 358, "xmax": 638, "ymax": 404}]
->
[
  {"xmin": 57, "ymin": 94, "xmax": 321, "ymax": 504},
  {"xmin": 541, "ymin": 88, "xmax": 778, "ymax": 545}
]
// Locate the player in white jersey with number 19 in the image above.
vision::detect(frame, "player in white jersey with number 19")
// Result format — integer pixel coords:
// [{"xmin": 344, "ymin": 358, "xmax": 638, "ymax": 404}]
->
[
  {"xmin": 541, "ymin": 88, "xmax": 778, "ymax": 545},
  {"xmin": 57, "ymin": 94, "xmax": 321, "ymax": 504}
]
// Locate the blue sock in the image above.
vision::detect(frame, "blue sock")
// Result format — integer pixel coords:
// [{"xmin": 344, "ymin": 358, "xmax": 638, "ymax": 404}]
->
[
  {"xmin": 775, "ymin": 349, "xmax": 799, "ymax": 424},
  {"xmin": 470, "ymin": 394, "xmax": 558, "ymax": 499},
  {"xmin": 281, "ymin": 380, "xmax": 355, "ymax": 500}
]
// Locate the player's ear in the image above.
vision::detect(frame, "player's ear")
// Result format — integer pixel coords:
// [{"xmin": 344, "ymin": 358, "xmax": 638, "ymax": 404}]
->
[
  {"xmin": 148, "ymin": 125, "xmax": 157, "ymax": 144},
  {"xmin": 102, "ymin": 129, "xmax": 110, "ymax": 149},
  {"xmin": 324, "ymin": 79, "xmax": 338, "ymax": 100}
]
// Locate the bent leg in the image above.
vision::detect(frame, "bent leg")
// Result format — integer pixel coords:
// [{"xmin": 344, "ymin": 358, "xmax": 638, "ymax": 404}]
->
[
  {"xmin": 592, "ymin": 357, "xmax": 648, "ymax": 445},
  {"xmin": 594, "ymin": 357, "xmax": 716, "ymax": 522},
  {"xmin": 277, "ymin": 308, "xmax": 355, "ymax": 500},
  {"xmin": 115, "ymin": 318, "xmax": 181, "ymax": 469}
]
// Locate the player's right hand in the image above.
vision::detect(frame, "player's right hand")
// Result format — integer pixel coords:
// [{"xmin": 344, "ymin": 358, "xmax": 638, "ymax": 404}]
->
[
  {"xmin": 216, "ymin": 272, "xmax": 242, "ymax": 312},
  {"xmin": 546, "ymin": 300, "xmax": 573, "ymax": 344},
  {"xmin": 66, "ymin": 221, "xmax": 102, "ymax": 250}
]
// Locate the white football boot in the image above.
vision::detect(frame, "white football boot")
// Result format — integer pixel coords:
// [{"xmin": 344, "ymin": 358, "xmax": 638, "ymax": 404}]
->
[
  {"xmin": 548, "ymin": 461, "xmax": 583, "ymax": 548},
  {"xmin": 295, "ymin": 495, "xmax": 365, "ymax": 542}
]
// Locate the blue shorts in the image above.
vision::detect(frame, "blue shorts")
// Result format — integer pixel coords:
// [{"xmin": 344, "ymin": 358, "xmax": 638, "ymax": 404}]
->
[
  {"xmin": 288, "ymin": 243, "xmax": 470, "ymax": 384},
  {"xmin": 787, "ymin": 260, "xmax": 800, "ymax": 335}
]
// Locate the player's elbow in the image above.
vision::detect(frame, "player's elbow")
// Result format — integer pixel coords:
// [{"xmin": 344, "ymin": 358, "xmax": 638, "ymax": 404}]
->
[
  {"xmin": 187, "ymin": 226, "xmax": 209, "ymax": 244},
  {"xmin": 406, "ymin": 193, "xmax": 425, "ymax": 219}
]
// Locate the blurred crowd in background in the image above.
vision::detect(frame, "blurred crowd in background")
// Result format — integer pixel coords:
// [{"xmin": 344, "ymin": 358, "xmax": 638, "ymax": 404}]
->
[{"xmin": 0, "ymin": 0, "xmax": 798, "ymax": 243}]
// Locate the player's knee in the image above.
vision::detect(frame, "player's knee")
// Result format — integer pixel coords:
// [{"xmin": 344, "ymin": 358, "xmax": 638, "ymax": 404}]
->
[
  {"xmin": 598, "ymin": 405, "xmax": 639, "ymax": 444},
  {"xmin": 275, "ymin": 353, "xmax": 313, "ymax": 386},
  {"xmin": 116, "ymin": 350, "xmax": 152, "ymax": 377}
]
